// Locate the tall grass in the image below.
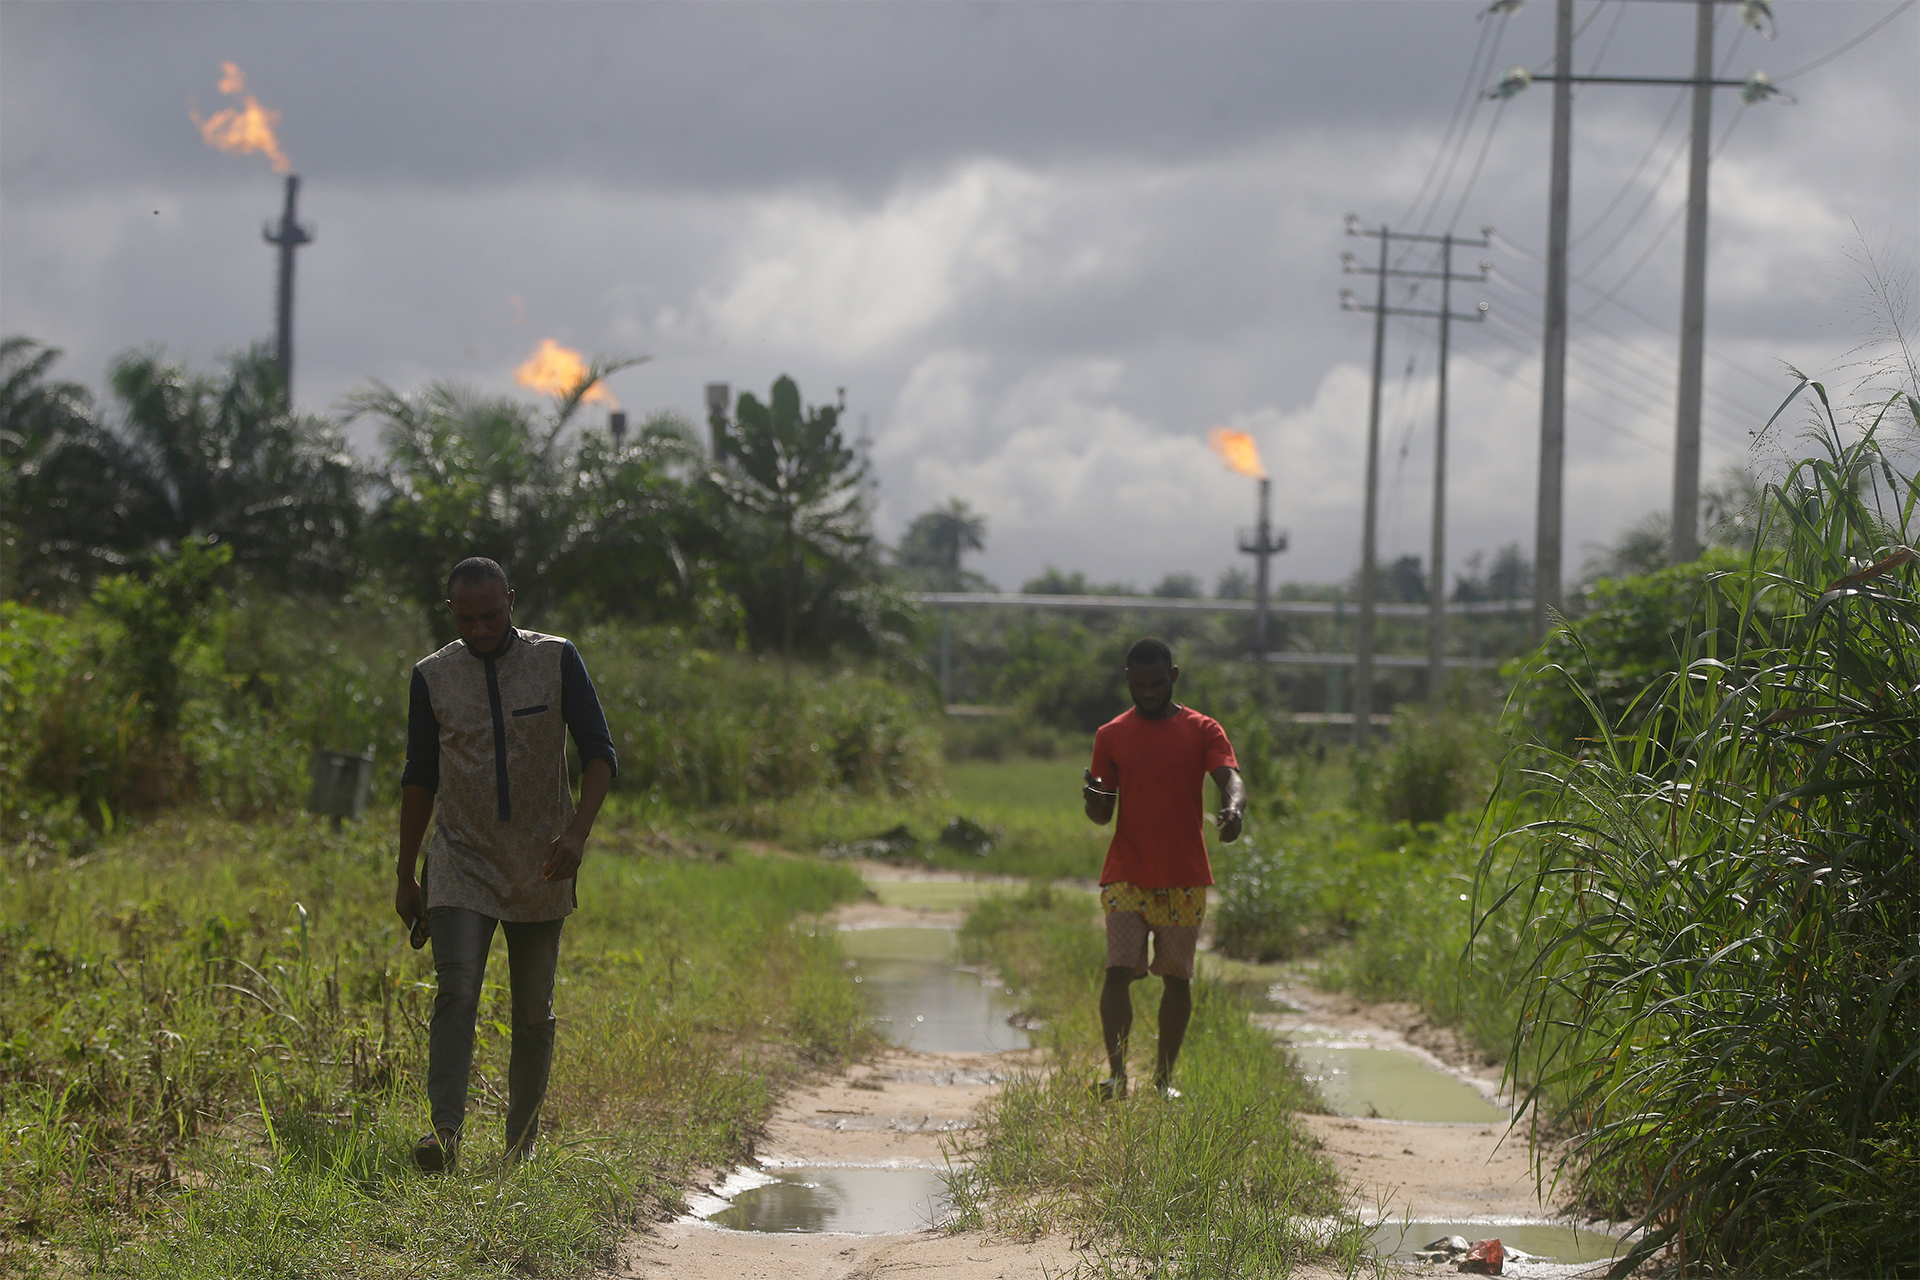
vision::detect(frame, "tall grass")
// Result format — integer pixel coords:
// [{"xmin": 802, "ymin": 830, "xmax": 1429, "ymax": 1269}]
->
[
  {"xmin": 0, "ymin": 811, "xmax": 869, "ymax": 1276},
  {"xmin": 946, "ymin": 885, "xmax": 1367, "ymax": 1277},
  {"xmin": 0, "ymin": 596, "xmax": 940, "ymax": 847},
  {"xmin": 1480, "ymin": 383, "xmax": 1920, "ymax": 1277}
]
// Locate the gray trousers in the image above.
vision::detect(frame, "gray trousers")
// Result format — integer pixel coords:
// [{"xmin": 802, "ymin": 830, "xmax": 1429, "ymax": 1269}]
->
[{"xmin": 426, "ymin": 906, "xmax": 563, "ymax": 1149}]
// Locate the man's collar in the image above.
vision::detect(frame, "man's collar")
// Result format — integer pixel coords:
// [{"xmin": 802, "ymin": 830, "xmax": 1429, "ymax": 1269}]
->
[{"xmin": 462, "ymin": 626, "xmax": 519, "ymax": 661}]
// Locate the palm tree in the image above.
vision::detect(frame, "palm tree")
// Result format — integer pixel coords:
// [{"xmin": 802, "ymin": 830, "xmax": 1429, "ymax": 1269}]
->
[{"xmin": 7, "ymin": 341, "xmax": 359, "ymax": 597}]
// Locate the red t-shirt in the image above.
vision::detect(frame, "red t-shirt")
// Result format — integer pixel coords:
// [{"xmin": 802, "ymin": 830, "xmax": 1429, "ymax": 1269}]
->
[{"xmin": 1090, "ymin": 706, "xmax": 1238, "ymax": 889}]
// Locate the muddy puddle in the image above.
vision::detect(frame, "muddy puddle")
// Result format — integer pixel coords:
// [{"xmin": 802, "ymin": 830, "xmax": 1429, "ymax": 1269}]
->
[
  {"xmin": 1371, "ymin": 1219, "xmax": 1623, "ymax": 1266},
  {"xmin": 702, "ymin": 1166, "xmax": 952, "ymax": 1234},
  {"xmin": 839, "ymin": 925, "xmax": 1030, "ymax": 1054},
  {"xmin": 1283, "ymin": 1027, "xmax": 1506, "ymax": 1123}
]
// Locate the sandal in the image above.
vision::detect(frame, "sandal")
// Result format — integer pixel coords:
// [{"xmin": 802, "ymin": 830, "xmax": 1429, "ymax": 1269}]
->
[
  {"xmin": 413, "ymin": 1127, "xmax": 459, "ymax": 1172},
  {"xmin": 1092, "ymin": 1075, "xmax": 1128, "ymax": 1102}
]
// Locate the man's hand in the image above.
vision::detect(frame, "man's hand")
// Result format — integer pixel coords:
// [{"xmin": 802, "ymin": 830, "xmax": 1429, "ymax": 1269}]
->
[
  {"xmin": 543, "ymin": 827, "xmax": 587, "ymax": 882},
  {"xmin": 1210, "ymin": 765, "xmax": 1246, "ymax": 844},
  {"xmin": 1083, "ymin": 768, "xmax": 1117, "ymax": 825},
  {"xmin": 395, "ymin": 875, "xmax": 425, "ymax": 929}
]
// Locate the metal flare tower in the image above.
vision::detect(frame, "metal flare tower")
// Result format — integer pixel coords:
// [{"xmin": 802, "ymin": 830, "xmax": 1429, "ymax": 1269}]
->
[{"xmin": 262, "ymin": 174, "xmax": 314, "ymax": 403}]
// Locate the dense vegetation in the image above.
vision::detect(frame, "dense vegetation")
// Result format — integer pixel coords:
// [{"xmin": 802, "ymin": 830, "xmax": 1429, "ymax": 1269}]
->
[
  {"xmin": 1482, "ymin": 383, "xmax": 1920, "ymax": 1276},
  {"xmin": 0, "ymin": 814, "xmax": 869, "ymax": 1277}
]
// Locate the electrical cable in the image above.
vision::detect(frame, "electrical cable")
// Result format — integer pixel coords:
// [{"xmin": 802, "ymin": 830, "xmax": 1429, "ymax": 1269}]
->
[
  {"xmin": 1568, "ymin": 89, "xmax": 1687, "ymax": 250},
  {"xmin": 1410, "ymin": 11, "xmax": 1510, "ymax": 240},
  {"xmin": 1775, "ymin": 0, "xmax": 1915, "ymax": 81},
  {"xmin": 1574, "ymin": 19, "xmax": 1746, "ymax": 281},
  {"xmin": 1401, "ymin": 314, "xmax": 1671, "ymax": 454},
  {"xmin": 1583, "ymin": 0, "xmax": 1628, "ymax": 75},
  {"xmin": 1484, "ymin": 266, "xmax": 1770, "ymax": 429},
  {"xmin": 1446, "ymin": 99, "xmax": 1508, "ymax": 232},
  {"xmin": 1398, "ymin": 13, "xmax": 1499, "ymax": 230},
  {"xmin": 1485, "ymin": 229, "xmax": 1786, "ymax": 396},
  {"xmin": 1575, "ymin": 102, "xmax": 1750, "ymax": 323}
]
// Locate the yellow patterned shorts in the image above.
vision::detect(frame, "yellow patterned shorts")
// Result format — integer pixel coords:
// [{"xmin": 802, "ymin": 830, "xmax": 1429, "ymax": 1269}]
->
[
  {"xmin": 1100, "ymin": 882, "xmax": 1207, "ymax": 928},
  {"xmin": 1100, "ymin": 882, "xmax": 1206, "ymax": 980}
]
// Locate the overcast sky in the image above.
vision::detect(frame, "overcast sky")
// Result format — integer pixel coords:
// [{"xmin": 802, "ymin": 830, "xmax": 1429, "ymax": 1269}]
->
[{"xmin": 3, "ymin": 0, "xmax": 1914, "ymax": 592}]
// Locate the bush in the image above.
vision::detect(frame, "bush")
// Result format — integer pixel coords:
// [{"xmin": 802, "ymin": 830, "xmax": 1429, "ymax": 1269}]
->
[{"xmin": 1481, "ymin": 388, "xmax": 1920, "ymax": 1275}]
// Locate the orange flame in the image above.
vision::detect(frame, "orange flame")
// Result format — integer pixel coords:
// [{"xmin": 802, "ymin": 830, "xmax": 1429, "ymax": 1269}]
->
[
  {"xmin": 1208, "ymin": 427, "xmax": 1265, "ymax": 479},
  {"xmin": 514, "ymin": 339, "xmax": 617, "ymax": 407},
  {"xmin": 191, "ymin": 62, "xmax": 290, "ymax": 173}
]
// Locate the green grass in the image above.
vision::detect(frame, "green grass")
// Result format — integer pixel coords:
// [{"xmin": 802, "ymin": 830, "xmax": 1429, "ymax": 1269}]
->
[
  {"xmin": 944, "ymin": 884, "xmax": 1370, "ymax": 1278},
  {"xmin": 0, "ymin": 809, "xmax": 869, "ymax": 1277}
]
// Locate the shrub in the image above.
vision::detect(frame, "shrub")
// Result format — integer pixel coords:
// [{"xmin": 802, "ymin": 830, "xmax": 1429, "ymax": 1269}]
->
[{"xmin": 1481, "ymin": 385, "xmax": 1920, "ymax": 1275}]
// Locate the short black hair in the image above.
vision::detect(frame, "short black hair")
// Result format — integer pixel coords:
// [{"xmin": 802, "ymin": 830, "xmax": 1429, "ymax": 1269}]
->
[
  {"xmin": 447, "ymin": 557, "xmax": 509, "ymax": 597},
  {"xmin": 1125, "ymin": 637, "xmax": 1174, "ymax": 668}
]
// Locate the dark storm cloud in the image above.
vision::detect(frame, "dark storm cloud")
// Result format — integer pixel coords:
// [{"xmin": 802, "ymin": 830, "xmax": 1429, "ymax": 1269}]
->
[
  {"xmin": 3, "ymin": 0, "xmax": 1914, "ymax": 589},
  {"xmin": 10, "ymin": 1, "xmax": 1528, "ymax": 195}
]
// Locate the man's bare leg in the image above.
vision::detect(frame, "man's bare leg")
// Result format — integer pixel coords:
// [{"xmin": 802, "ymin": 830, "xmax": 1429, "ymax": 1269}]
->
[
  {"xmin": 1154, "ymin": 975, "xmax": 1192, "ymax": 1090},
  {"xmin": 1099, "ymin": 966, "xmax": 1145, "ymax": 1089}
]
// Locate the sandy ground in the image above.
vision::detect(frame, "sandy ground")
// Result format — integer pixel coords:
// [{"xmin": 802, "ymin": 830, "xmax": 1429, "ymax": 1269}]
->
[{"xmin": 602, "ymin": 885, "xmax": 1614, "ymax": 1280}]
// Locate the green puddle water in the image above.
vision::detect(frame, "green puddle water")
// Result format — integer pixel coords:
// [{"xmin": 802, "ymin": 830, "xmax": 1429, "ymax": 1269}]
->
[
  {"xmin": 1285, "ymin": 1042, "xmax": 1508, "ymax": 1123},
  {"xmin": 1372, "ymin": 1219, "xmax": 1625, "ymax": 1265},
  {"xmin": 837, "ymin": 925, "xmax": 1029, "ymax": 1053}
]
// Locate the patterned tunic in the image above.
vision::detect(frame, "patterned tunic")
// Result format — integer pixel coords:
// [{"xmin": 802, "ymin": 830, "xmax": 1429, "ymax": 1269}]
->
[{"xmin": 401, "ymin": 628, "xmax": 617, "ymax": 921}]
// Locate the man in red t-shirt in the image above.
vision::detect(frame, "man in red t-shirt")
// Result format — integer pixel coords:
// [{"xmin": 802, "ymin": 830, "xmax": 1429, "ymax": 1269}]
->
[{"xmin": 1082, "ymin": 636, "xmax": 1244, "ymax": 1100}]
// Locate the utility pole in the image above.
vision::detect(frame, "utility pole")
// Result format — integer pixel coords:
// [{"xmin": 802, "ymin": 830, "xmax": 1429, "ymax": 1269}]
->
[
  {"xmin": 1672, "ymin": 0, "xmax": 1715, "ymax": 564},
  {"xmin": 1342, "ymin": 222, "xmax": 1487, "ymax": 744},
  {"xmin": 1538, "ymin": 0, "xmax": 1573, "ymax": 638},
  {"xmin": 1488, "ymin": 1, "xmax": 1783, "ymax": 594},
  {"xmin": 1343, "ymin": 227, "xmax": 1488, "ymax": 722},
  {"xmin": 261, "ymin": 174, "xmax": 313, "ymax": 404}
]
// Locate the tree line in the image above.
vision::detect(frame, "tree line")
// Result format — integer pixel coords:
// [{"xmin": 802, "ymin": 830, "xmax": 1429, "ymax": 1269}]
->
[{"xmin": 1, "ymin": 335, "xmax": 950, "ymax": 660}]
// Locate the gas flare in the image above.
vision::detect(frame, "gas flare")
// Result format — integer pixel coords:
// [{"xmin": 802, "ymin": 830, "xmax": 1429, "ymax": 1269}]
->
[
  {"xmin": 515, "ymin": 339, "xmax": 617, "ymax": 407},
  {"xmin": 191, "ymin": 61, "xmax": 290, "ymax": 173},
  {"xmin": 1208, "ymin": 427, "xmax": 1266, "ymax": 479}
]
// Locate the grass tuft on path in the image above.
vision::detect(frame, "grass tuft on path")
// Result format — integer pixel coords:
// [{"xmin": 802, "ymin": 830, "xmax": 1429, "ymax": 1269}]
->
[{"xmin": 945, "ymin": 884, "xmax": 1369, "ymax": 1277}]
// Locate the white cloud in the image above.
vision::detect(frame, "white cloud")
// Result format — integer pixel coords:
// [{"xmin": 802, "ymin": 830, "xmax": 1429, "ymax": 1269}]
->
[{"xmin": 699, "ymin": 162, "xmax": 1068, "ymax": 362}]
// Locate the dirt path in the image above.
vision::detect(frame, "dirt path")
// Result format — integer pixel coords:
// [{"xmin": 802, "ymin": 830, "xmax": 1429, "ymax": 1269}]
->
[{"xmin": 600, "ymin": 879, "xmax": 1605, "ymax": 1279}]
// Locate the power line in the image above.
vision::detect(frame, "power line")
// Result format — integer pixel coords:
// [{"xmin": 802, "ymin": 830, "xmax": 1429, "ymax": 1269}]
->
[
  {"xmin": 1484, "ymin": 228, "xmax": 1785, "ymax": 397},
  {"xmin": 1567, "ymin": 88, "xmax": 1687, "ymax": 252},
  {"xmin": 1776, "ymin": 0, "xmax": 1916, "ymax": 81},
  {"xmin": 1575, "ymin": 102, "xmax": 1751, "ymax": 322},
  {"xmin": 1398, "ymin": 13, "xmax": 1501, "ymax": 230},
  {"xmin": 1446, "ymin": 100, "xmax": 1509, "ymax": 232},
  {"xmin": 1484, "ymin": 266, "xmax": 1770, "ymax": 429},
  {"xmin": 1574, "ymin": 19, "xmax": 1746, "ymax": 280}
]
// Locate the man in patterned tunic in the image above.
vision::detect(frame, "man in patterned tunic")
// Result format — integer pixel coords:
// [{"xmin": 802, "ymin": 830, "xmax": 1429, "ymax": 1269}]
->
[
  {"xmin": 394, "ymin": 557, "xmax": 617, "ymax": 1170},
  {"xmin": 1082, "ymin": 637, "xmax": 1244, "ymax": 1101}
]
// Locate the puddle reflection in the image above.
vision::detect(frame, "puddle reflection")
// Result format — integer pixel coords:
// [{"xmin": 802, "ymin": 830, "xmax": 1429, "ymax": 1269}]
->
[
  {"xmin": 709, "ymin": 1167, "xmax": 951, "ymax": 1234},
  {"xmin": 839, "ymin": 926, "xmax": 1030, "ymax": 1054}
]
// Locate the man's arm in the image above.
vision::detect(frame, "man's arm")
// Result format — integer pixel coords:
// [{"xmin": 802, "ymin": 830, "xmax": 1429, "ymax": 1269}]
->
[
  {"xmin": 548, "ymin": 641, "xmax": 619, "ymax": 882},
  {"xmin": 1211, "ymin": 765, "xmax": 1246, "ymax": 843},
  {"xmin": 396, "ymin": 667, "xmax": 441, "ymax": 926},
  {"xmin": 544, "ymin": 757, "xmax": 611, "ymax": 882},
  {"xmin": 396, "ymin": 784, "xmax": 435, "ymax": 925}
]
